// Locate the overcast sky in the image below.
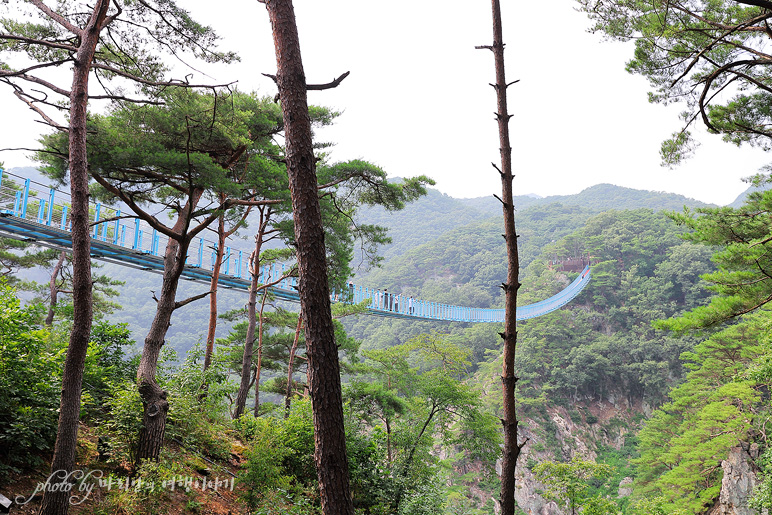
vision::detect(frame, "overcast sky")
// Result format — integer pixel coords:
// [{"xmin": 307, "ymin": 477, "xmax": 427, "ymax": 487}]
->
[{"xmin": 2, "ymin": 0, "xmax": 769, "ymax": 206}]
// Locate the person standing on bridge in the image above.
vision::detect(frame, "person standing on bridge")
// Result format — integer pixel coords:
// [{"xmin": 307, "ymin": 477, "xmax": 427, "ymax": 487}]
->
[
  {"xmin": 383, "ymin": 288, "xmax": 391, "ymax": 311},
  {"xmin": 408, "ymin": 296, "xmax": 414, "ymax": 315}
]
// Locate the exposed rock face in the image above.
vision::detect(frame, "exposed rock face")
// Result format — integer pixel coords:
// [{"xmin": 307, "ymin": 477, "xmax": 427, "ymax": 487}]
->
[
  {"xmin": 707, "ymin": 443, "xmax": 762, "ymax": 515},
  {"xmin": 511, "ymin": 427, "xmax": 565, "ymax": 515},
  {"xmin": 511, "ymin": 400, "xmax": 637, "ymax": 514},
  {"xmin": 618, "ymin": 477, "xmax": 633, "ymax": 498}
]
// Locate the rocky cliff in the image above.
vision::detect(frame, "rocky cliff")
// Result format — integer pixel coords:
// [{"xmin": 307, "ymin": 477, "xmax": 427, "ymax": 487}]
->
[{"xmin": 707, "ymin": 443, "xmax": 764, "ymax": 515}]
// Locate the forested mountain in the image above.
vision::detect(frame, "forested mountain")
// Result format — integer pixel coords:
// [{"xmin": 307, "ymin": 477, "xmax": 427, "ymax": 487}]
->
[
  {"xmin": 4, "ymin": 172, "xmax": 769, "ymax": 515},
  {"xmin": 356, "ymin": 182, "xmax": 708, "ymax": 264},
  {"xmin": 342, "ymin": 189, "xmax": 772, "ymax": 513}
]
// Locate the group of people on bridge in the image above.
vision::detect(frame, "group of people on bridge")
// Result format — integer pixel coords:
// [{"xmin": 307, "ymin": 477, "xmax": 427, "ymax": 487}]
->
[{"xmin": 347, "ymin": 283, "xmax": 415, "ymax": 315}]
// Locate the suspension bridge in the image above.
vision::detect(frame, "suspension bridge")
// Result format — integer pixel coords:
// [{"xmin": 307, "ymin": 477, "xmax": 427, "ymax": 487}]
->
[{"xmin": 0, "ymin": 169, "xmax": 590, "ymax": 323}]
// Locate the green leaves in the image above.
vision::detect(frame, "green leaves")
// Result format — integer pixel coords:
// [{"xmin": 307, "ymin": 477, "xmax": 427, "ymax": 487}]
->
[
  {"xmin": 532, "ymin": 457, "xmax": 615, "ymax": 514},
  {"xmin": 578, "ymin": 0, "xmax": 772, "ymax": 164},
  {"xmin": 634, "ymin": 310, "xmax": 771, "ymax": 511},
  {"xmin": 0, "ymin": 280, "xmax": 59, "ymax": 478},
  {"xmin": 346, "ymin": 333, "xmax": 499, "ymax": 511},
  {"xmin": 657, "ymin": 187, "xmax": 772, "ymax": 330}
]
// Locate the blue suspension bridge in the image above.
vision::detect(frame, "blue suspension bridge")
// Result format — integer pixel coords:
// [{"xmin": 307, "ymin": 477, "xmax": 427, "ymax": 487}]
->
[{"xmin": 0, "ymin": 169, "xmax": 590, "ymax": 323}]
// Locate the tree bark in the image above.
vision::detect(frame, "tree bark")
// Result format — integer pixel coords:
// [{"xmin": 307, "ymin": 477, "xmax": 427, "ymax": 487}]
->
[
  {"xmin": 481, "ymin": 2, "xmax": 523, "ymax": 514},
  {"xmin": 253, "ymin": 291, "xmax": 268, "ymax": 417},
  {"xmin": 39, "ymin": 2, "xmax": 110, "ymax": 513},
  {"xmin": 45, "ymin": 251, "xmax": 67, "ymax": 327},
  {"xmin": 285, "ymin": 316, "xmax": 303, "ymax": 418},
  {"xmin": 234, "ymin": 232, "xmax": 265, "ymax": 419},
  {"xmin": 204, "ymin": 198, "xmax": 250, "ymax": 372},
  {"xmin": 135, "ymin": 189, "xmax": 202, "ymax": 461},
  {"xmin": 262, "ymin": 1, "xmax": 354, "ymax": 513},
  {"xmin": 203, "ymin": 214, "xmax": 226, "ymax": 371}
]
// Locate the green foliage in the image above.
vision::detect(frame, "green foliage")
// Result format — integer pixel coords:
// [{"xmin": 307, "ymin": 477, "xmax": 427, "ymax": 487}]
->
[
  {"xmin": 582, "ymin": 495, "xmax": 619, "ymax": 515},
  {"xmin": 395, "ymin": 479, "xmax": 445, "ymax": 515},
  {"xmin": 577, "ymin": 0, "xmax": 772, "ymax": 163},
  {"xmin": 0, "ymin": 280, "xmax": 60, "ymax": 477},
  {"xmin": 532, "ymin": 457, "xmax": 615, "ymax": 515},
  {"xmin": 161, "ymin": 344, "xmax": 234, "ymax": 460},
  {"xmin": 0, "ymin": 237, "xmax": 58, "ymax": 289},
  {"xmin": 634, "ymin": 311, "xmax": 772, "ymax": 512},
  {"xmin": 626, "ymin": 496, "xmax": 688, "ymax": 515},
  {"xmin": 81, "ymin": 321, "xmax": 136, "ymax": 419},
  {"xmin": 101, "ymin": 344, "xmax": 234, "ymax": 464},
  {"xmin": 238, "ymin": 398, "xmax": 398, "ymax": 514},
  {"xmin": 750, "ymin": 447, "xmax": 772, "ymax": 510},
  {"xmin": 41, "ymin": 257, "xmax": 126, "ymax": 322},
  {"xmin": 38, "ymin": 89, "xmax": 294, "ymax": 215},
  {"xmin": 102, "ymin": 381, "xmax": 144, "ymax": 464},
  {"xmin": 510, "ymin": 210, "xmax": 712, "ymax": 407},
  {"xmin": 659, "ymin": 187, "xmax": 772, "ymax": 329},
  {"xmin": 237, "ymin": 415, "xmax": 292, "ymax": 509},
  {"xmin": 347, "ymin": 333, "xmax": 500, "ymax": 513},
  {"xmin": 314, "ymin": 163, "xmax": 434, "ymax": 287}
]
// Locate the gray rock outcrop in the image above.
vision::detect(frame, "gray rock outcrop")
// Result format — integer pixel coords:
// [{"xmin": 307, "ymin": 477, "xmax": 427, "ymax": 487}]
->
[{"xmin": 708, "ymin": 443, "xmax": 763, "ymax": 515}]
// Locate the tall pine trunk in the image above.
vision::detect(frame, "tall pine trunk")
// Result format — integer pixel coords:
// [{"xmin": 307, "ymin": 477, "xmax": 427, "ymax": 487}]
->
[
  {"xmin": 203, "ymin": 214, "xmax": 226, "ymax": 371},
  {"xmin": 45, "ymin": 251, "xmax": 67, "ymax": 326},
  {"xmin": 253, "ymin": 290, "xmax": 268, "ymax": 417},
  {"xmin": 262, "ymin": 1, "xmax": 354, "ymax": 513},
  {"xmin": 284, "ymin": 316, "xmax": 303, "ymax": 418},
  {"xmin": 39, "ymin": 3, "xmax": 109, "ymax": 513},
  {"xmin": 136, "ymin": 190, "xmax": 201, "ymax": 461},
  {"xmin": 234, "ymin": 233, "xmax": 264, "ymax": 419},
  {"xmin": 479, "ymin": 1, "xmax": 523, "ymax": 513}
]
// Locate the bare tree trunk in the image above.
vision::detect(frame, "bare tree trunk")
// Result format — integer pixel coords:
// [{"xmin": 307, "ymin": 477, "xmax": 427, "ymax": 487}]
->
[
  {"xmin": 135, "ymin": 240, "xmax": 183, "ymax": 460},
  {"xmin": 136, "ymin": 190, "xmax": 202, "ymax": 462},
  {"xmin": 284, "ymin": 316, "xmax": 303, "ymax": 418},
  {"xmin": 203, "ymin": 214, "xmax": 226, "ymax": 371},
  {"xmin": 478, "ymin": 2, "xmax": 523, "ymax": 514},
  {"xmin": 253, "ymin": 291, "xmax": 268, "ymax": 417},
  {"xmin": 39, "ymin": 3, "xmax": 109, "ymax": 513},
  {"xmin": 45, "ymin": 251, "xmax": 67, "ymax": 326},
  {"xmin": 234, "ymin": 237, "xmax": 263, "ymax": 418},
  {"xmin": 262, "ymin": 1, "xmax": 354, "ymax": 512},
  {"xmin": 386, "ymin": 418, "xmax": 392, "ymax": 465},
  {"xmin": 234, "ymin": 209, "xmax": 270, "ymax": 418}
]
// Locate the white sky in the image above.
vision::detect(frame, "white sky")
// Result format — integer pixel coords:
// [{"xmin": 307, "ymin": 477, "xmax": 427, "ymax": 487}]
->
[{"xmin": 2, "ymin": 0, "xmax": 769, "ymax": 206}]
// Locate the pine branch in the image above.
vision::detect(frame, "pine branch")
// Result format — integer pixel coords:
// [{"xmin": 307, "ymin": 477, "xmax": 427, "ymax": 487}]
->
[
  {"xmin": 174, "ymin": 289, "xmax": 212, "ymax": 310},
  {"xmin": 27, "ymin": 0, "xmax": 83, "ymax": 36},
  {"xmin": 0, "ymin": 33, "xmax": 77, "ymax": 52}
]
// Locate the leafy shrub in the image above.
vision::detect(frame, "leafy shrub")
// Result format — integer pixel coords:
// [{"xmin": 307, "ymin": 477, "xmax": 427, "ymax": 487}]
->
[
  {"xmin": 102, "ymin": 343, "xmax": 234, "ymax": 463},
  {"xmin": 162, "ymin": 344, "xmax": 234, "ymax": 461},
  {"xmin": 81, "ymin": 321, "xmax": 136, "ymax": 420},
  {"xmin": 101, "ymin": 381, "xmax": 144, "ymax": 464},
  {"xmin": 750, "ymin": 447, "xmax": 772, "ymax": 511},
  {"xmin": 238, "ymin": 415, "xmax": 292, "ymax": 509},
  {"xmin": 0, "ymin": 280, "xmax": 61, "ymax": 478}
]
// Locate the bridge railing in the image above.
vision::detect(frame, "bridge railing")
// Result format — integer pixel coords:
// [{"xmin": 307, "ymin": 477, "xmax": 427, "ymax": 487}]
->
[{"xmin": 0, "ymin": 169, "xmax": 256, "ymax": 279}]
